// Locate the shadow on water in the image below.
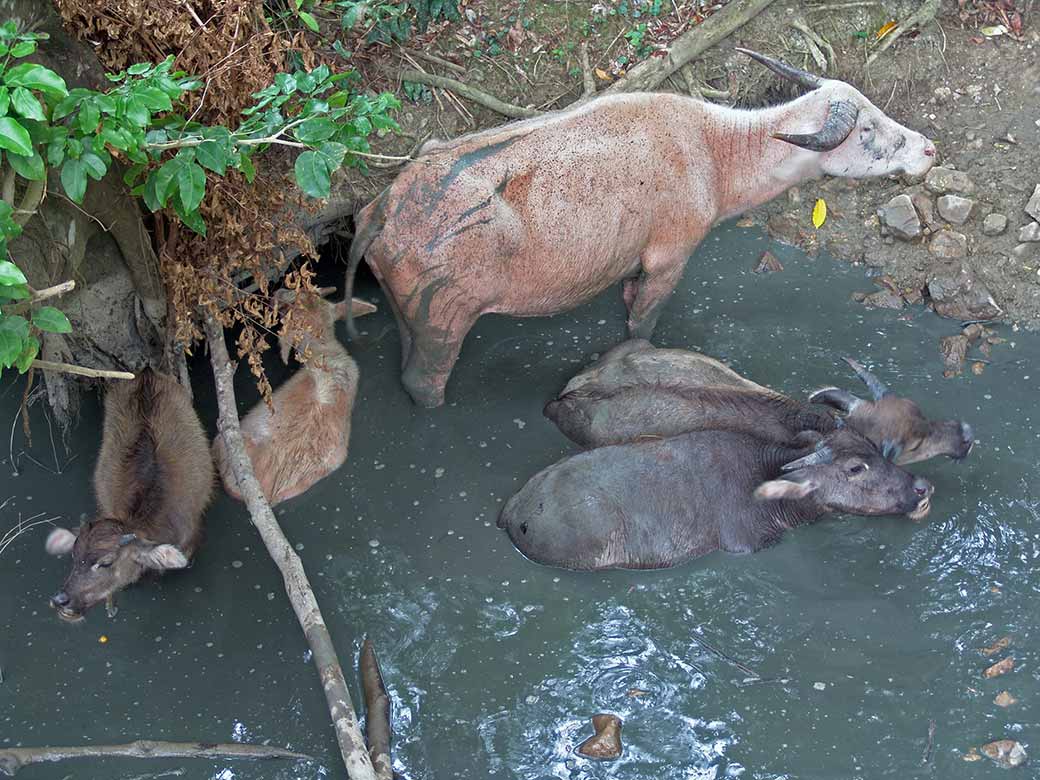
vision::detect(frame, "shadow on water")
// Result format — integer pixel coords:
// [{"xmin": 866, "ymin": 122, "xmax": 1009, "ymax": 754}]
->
[{"xmin": 2, "ymin": 222, "xmax": 1039, "ymax": 779}]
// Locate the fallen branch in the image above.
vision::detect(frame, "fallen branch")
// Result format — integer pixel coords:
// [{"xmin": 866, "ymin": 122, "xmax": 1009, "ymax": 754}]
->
[
  {"xmin": 360, "ymin": 640, "xmax": 393, "ymax": 780},
  {"xmin": 30, "ymin": 360, "xmax": 135, "ymax": 381},
  {"xmin": 203, "ymin": 313, "xmax": 378, "ymax": 780},
  {"xmin": 398, "ymin": 69, "xmax": 541, "ymax": 119},
  {"xmin": 401, "ymin": 48, "xmax": 467, "ymax": 75},
  {"xmin": 579, "ymin": 42, "xmax": 596, "ymax": 99},
  {"xmin": 607, "ymin": 0, "xmax": 778, "ymax": 94},
  {"xmin": 866, "ymin": 0, "xmax": 940, "ymax": 65},
  {"xmin": 0, "ymin": 740, "xmax": 311, "ymax": 777}
]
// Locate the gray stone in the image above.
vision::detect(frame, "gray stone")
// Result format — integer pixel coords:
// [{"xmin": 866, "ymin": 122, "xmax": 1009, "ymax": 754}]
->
[
  {"xmin": 1025, "ymin": 184, "xmax": 1040, "ymax": 222},
  {"xmin": 862, "ymin": 289, "xmax": 904, "ymax": 310},
  {"xmin": 929, "ymin": 230, "xmax": 968, "ymax": 259},
  {"xmin": 928, "ymin": 269, "xmax": 1002, "ymax": 320},
  {"xmin": 925, "ymin": 167, "xmax": 976, "ymax": 195},
  {"xmin": 1012, "ymin": 243, "xmax": 1038, "ymax": 260},
  {"xmin": 877, "ymin": 194, "xmax": 921, "ymax": 240},
  {"xmin": 1018, "ymin": 221, "xmax": 1040, "ymax": 242},
  {"xmin": 982, "ymin": 213, "xmax": 1008, "ymax": 236},
  {"xmin": 937, "ymin": 195, "xmax": 974, "ymax": 225},
  {"xmin": 909, "ymin": 190, "xmax": 937, "ymax": 229}
]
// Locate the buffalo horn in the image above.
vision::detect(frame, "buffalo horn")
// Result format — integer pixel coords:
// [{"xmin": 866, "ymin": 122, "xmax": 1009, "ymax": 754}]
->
[
  {"xmin": 781, "ymin": 446, "xmax": 834, "ymax": 472},
  {"xmin": 844, "ymin": 357, "xmax": 890, "ymax": 399},
  {"xmin": 773, "ymin": 100, "xmax": 860, "ymax": 152},
  {"xmin": 118, "ymin": 533, "xmax": 137, "ymax": 546},
  {"xmin": 736, "ymin": 48, "xmax": 822, "ymax": 90},
  {"xmin": 808, "ymin": 387, "xmax": 862, "ymax": 413}
]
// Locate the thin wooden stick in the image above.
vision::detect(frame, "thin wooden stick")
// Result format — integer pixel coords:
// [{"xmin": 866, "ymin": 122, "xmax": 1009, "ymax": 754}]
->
[
  {"xmin": 866, "ymin": 0, "xmax": 940, "ymax": 65},
  {"xmin": 398, "ymin": 70, "xmax": 540, "ymax": 119},
  {"xmin": 30, "ymin": 360, "xmax": 135, "ymax": 380},
  {"xmin": 400, "ymin": 48, "xmax": 467, "ymax": 75},
  {"xmin": 203, "ymin": 313, "xmax": 377, "ymax": 780},
  {"xmin": 0, "ymin": 740, "xmax": 311, "ymax": 777},
  {"xmin": 360, "ymin": 640, "xmax": 392, "ymax": 780}
]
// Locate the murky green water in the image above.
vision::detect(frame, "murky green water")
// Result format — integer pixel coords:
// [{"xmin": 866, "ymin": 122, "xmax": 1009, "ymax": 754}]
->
[{"xmin": 2, "ymin": 222, "xmax": 1038, "ymax": 779}]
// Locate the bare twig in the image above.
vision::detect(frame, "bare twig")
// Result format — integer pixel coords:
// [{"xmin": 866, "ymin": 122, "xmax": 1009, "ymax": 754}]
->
[
  {"xmin": 0, "ymin": 740, "xmax": 311, "ymax": 776},
  {"xmin": 806, "ymin": 1, "xmax": 880, "ymax": 10},
  {"xmin": 866, "ymin": 0, "xmax": 940, "ymax": 65},
  {"xmin": 608, "ymin": 0, "xmax": 778, "ymax": 94},
  {"xmin": 204, "ymin": 314, "xmax": 377, "ymax": 780},
  {"xmin": 1, "ymin": 281, "xmax": 76, "ymax": 316},
  {"xmin": 360, "ymin": 640, "xmax": 392, "ymax": 780},
  {"xmin": 579, "ymin": 42, "xmax": 596, "ymax": 99},
  {"xmin": 921, "ymin": 719, "xmax": 936, "ymax": 765},
  {"xmin": 401, "ymin": 48, "xmax": 466, "ymax": 75},
  {"xmin": 30, "ymin": 361, "xmax": 135, "ymax": 381},
  {"xmin": 398, "ymin": 70, "xmax": 540, "ymax": 119}
]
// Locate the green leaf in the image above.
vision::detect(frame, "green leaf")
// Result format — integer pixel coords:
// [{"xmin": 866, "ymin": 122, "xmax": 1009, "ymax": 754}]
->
[
  {"xmin": 127, "ymin": 62, "xmax": 151, "ymax": 75},
  {"xmin": 122, "ymin": 163, "xmax": 146, "ymax": 187},
  {"xmin": 298, "ymin": 11, "xmax": 320, "ymax": 32},
  {"xmin": 275, "ymin": 73, "xmax": 297, "ymax": 94},
  {"xmin": 3, "ymin": 63, "xmax": 68, "ymax": 98},
  {"xmin": 80, "ymin": 151, "xmax": 107, "ymax": 180},
  {"xmin": 135, "ymin": 86, "xmax": 172, "ymax": 112},
  {"xmin": 78, "ymin": 100, "xmax": 101, "ymax": 134},
  {"xmin": 0, "ymin": 317, "xmax": 28, "ymax": 367},
  {"xmin": 176, "ymin": 162, "xmax": 206, "ymax": 213},
  {"xmin": 14, "ymin": 334, "xmax": 39, "ymax": 373},
  {"xmin": 100, "ymin": 123, "xmax": 132, "ymax": 150},
  {"xmin": 153, "ymin": 158, "xmax": 181, "ymax": 207},
  {"xmin": 0, "ymin": 259, "xmax": 27, "ymax": 285},
  {"xmin": 195, "ymin": 140, "xmax": 226, "ymax": 175},
  {"xmin": 8, "ymin": 87, "xmax": 43, "ymax": 121},
  {"xmin": 0, "ymin": 283, "xmax": 30, "ymax": 302},
  {"xmin": 0, "ymin": 86, "xmax": 9, "ymax": 117},
  {"xmin": 46, "ymin": 139, "xmax": 64, "ymax": 166},
  {"xmin": 294, "ymin": 150, "xmax": 331, "ymax": 198},
  {"xmin": 60, "ymin": 159, "xmax": 87, "ymax": 203},
  {"xmin": 141, "ymin": 173, "xmax": 161, "ymax": 212},
  {"xmin": 317, "ymin": 141, "xmax": 346, "ymax": 171},
  {"xmin": 178, "ymin": 205, "xmax": 207, "ymax": 235},
  {"xmin": 33, "ymin": 306, "xmax": 72, "ymax": 334},
  {"xmin": 123, "ymin": 96, "xmax": 150, "ymax": 127},
  {"xmin": 239, "ymin": 153, "xmax": 256, "ymax": 183},
  {"xmin": 7, "ymin": 149, "xmax": 45, "ymax": 181},
  {"xmin": 9, "ymin": 40, "xmax": 36, "ymax": 58},
  {"xmin": 293, "ymin": 117, "xmax": 337, "ymax": 143},
  {"xmin": 0, "ymin": 117, "xmax": 32, "ymax": 156}
]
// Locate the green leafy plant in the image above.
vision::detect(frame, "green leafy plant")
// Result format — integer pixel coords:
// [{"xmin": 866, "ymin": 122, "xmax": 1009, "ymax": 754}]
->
[
  {"xmin": 335, "ymin": 0, "xmax": 460, "ymax": 44},
  {"xmin": 625, "ymin": 23, "xmax": 650, "ymax": 57},
  {"xmin": 0, "ymin": 19, "xmax": 400, "ymax": 376}
]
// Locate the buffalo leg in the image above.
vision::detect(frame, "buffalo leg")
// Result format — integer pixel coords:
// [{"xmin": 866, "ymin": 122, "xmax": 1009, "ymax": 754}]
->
[
  {"xmin": 370, "ymin": 266, "xmax": 413, "ymax": 371},
  {"xmin": 401, "ymin": 306, "xmax": 481, "ymax": 408},
  {"xmin": 625, "ymin": 251, "xmax": 688, "ymax": 340}
]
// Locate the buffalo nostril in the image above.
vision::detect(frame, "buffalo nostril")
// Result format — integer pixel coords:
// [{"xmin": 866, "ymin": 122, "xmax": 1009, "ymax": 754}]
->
[
  {"xmin": 924, "ymin": 147, "xmax": 935, "ymax": 157},
  {"xmin": 913, "ymin": 479, "xmax": 932, "ymax": 497},
  {"xmin": 961, "ymin": 422, "xmax": 974, "ymax": 443},
  {"xmin": 51, "ymin": 592, "xmax": 70, "ymax": 607}
]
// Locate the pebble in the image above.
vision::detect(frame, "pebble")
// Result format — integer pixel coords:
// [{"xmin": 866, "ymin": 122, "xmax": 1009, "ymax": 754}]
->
[
  {"xmin": 928, "ymin": 269, "xmax": 1002, "ymax": 320},
  {"xmin": 1012, "ymin": 243, "xmax": 1038, "ymax": 260},
  {"xmin": 1025, "ymin": 184, "xmax": 1040, "ymax": 222},
  {"xmin": 937, "ymin": 194, "xmax": 974, "ymax": 225},
  {"xmin": 929, "ymin": 230, "xmax": 968, "ymax": 258},
  {"xmin": 994, "ymin": 691, "xmax": 1018, "ymax": 708},
  {"xmin": 813, "ymin": 681, "xmax": 827, "ymax": 691},
  {"xmin": 982, "ymin": 213, "xmax": 1008, "ymax": 235},
  {"xmin": 877, "ymin": 193, "xmax": 922, "ymax": 240},
  {"xmin": 925, "ymin": 166, "xmax": 976, "ymax": 195},
  {"xmin": 984, "ymin": 656, "xmax": 1015, "ymax": 678},
  {"xmin": 753, "ymin": 250, "xmax": 784, "ymax": 274},
  {"xmin": 368, "ymin": 539, "xmax": 380, "ymax": 548},
  {"xmin": 576, "ymin": 714, "xmax": 623, "ymax": 760},
  {"xmin": 1018, "ymin": 221, "xmax": 1040, "ymax": 242},
  {"xmin": 940, "ymin": 335, "xmax": 969, "ymax": 377}
]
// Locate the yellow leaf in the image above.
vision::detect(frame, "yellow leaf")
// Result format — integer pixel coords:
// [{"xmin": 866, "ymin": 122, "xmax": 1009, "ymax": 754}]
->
[
  {"xmin": 594, "ymin": 67, "xmax": 611, "ymax": 81},
  {"xmin": 980, "ymin": 25, "xmax": 1008, "ymax": 37},
  {"xmin": 812, "ymin": 198, "xmax": 827, "ymax": 228},
  {"xmin": 876, "ymin": 20, "xmax": 898, "ymax": 40}
]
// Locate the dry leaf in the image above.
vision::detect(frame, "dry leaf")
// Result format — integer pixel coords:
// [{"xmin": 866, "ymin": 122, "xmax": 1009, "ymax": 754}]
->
[
  {"xmin": 981, "ymin": 636, "xmax": 1010, "ymax": 656},
  {"xmin": 981, "ymin": 740, "xmax": 1028, "ymax": 768},
  {"xmin": 594, "ymin": 67, "xmax": 611, "ymax": 81},
  {"xmin": 627, "ymin": 688, "xmax": 649, "ymax": 697},
  {"xmin": 980, "ymin": 24, "xmax": 1008, "ymax": 37},
  {"xmin": 994, "ymin": 691, "xmax": 1017, "ymax": 708},
  {"xmin": 962, "ymin": 748, "xmax": 982, "ymax": 762},
  {"xmin": 876, "ymin": 20, "xmax": 898, "ymax": 40},
  {"xmin": 812, "ymin": 198, "xmax": 827, "ymax": 228},
  {"xmin": 984, "ymin": 657, "xmax": 1014, "ymax": 678}
]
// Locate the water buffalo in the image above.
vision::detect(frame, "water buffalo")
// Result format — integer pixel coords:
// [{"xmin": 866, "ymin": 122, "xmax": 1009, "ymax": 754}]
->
[
  {"xmin": 213, "ymin": 286, "xmax": 375, "ymax": 505},
  {"xmin": 345, "ymin": 49, "xmax": 936, "ymax": 407},
  {"xmin": 498, "ymin": 428, "xmax": 933, "ymax": 571},
  {"xmin": 45, "ymin": 369, "xmax": 214, "ymax": 621},
  {"xmin": 544, "ymin": 340, "xmax": 973, "ymax": 465}
]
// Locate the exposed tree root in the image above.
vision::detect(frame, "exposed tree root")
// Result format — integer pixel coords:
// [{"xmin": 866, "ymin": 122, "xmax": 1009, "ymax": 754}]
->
[
  {"xmin": 398, "ymin": 69, "xmax": 541, "ymax": 118},
  {"xmin": 607, "ymin": 0, "xmax": 778, "ymax": 94},
  {"xmin": 579, "ymin": 42, "xmax": 596, "ymax": 99},
  {"xmin": 204, "ymin": 313, "xmax": 378, "ymax": 780},
  {"xmin": 30, "ymin": 360, "xmax": 135, "ymax": 380},
  {"xmin": 866, "ymin": 0, "xmax": 940, "ymax": 65},
  {"xmin": 0, "ymin": 740, "xmax": 311, "ymax": 777}
]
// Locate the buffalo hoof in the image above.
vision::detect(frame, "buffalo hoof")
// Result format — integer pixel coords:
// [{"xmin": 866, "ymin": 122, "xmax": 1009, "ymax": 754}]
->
[{"xmin": 576, "ymin": 713, "xmax": 623, "ymax": 760}]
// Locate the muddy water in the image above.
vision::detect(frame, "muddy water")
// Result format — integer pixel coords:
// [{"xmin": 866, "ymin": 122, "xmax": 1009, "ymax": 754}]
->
[{"xmin": 2, "ymin": 222, "xmax": 1038, "ymax": 779}]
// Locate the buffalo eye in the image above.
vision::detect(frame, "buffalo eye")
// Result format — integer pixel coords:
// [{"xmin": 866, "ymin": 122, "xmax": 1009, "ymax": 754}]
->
[
  {"xmin": 846, "ymin": 461, "xmax": 870, "ymax": 476},
  {"xmin": 520, "ymin": 522, "xmax": 528, "ymax": 535},
  {"xmin": 92, "ymin": 559, "xmax": 114, "ymax": 571}
]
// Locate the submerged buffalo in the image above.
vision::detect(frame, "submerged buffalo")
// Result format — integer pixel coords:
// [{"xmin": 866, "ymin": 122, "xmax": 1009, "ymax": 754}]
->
[
  {"xmin": 346, "ymin": 49, "xmax": 936, "ymax": 407},
  {"xmin": 498, "ymin": 428, "xmax": 933, "ymax": 571},
  {"xmin": 45, "ymin": 369, "xmax": 214, "ymax": 621},
  {"xmin": 544, "ymin": 340, "xmax": 973, "ymax": 465}
]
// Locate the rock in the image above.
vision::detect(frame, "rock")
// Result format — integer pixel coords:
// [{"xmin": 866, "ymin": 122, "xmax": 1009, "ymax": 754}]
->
[
  {"xmin": 766, "ymin": 213, "xmax": 802, "ymax": 247},
  {"xmin": 981, "ymin": 740, "xmax": 1027, "ymax": 769},
  {"xmin": 925, "ymin": 166, "xmax": 976, "ymax": 195},
  {"xmin": 937, "ymin": 195, "xmax": 974, "ymax": 225},
  {"xmin": 1012, "ymin": 243, "xmax": 1038, "ymax": 260},
  {"xmin": 577, "ymin": 714, "xmax": 623, "ymax": 760},
  {"xmin": 928, "ymin": 269, "xmax": 1002, "ymax": 320},
  {"xmin": 984, "ymin": 656, "xmax": 1015, "ymax": 678},
  {"xmin": 877, "ymin": 194, "xmax": 922, "ymax": 240},
  {"xmin": 862, "ymin": 289, "xmax": 904, "ymax": 309},
  {"xmin": 963, "ymin": 323, "xmax": 985, "ymax": 343},
  {"xmin": 940, "ymin": 335, "xmax": 968, "ymax": 376},
  {"xmin": 910, "ymin": 190, "xmax": 937, "ymax": 229},
  {"xmin": 983, "ymin": 213, "xmax": 1008, "ymax": 235},
  {"xmin": 972, "ymin": 361, "xmax": 986, "ymax": 375},
  {"xmin": 753, "ymin": 251, "xmax": 783, "ymax": 274},
  {"xmin": 929, "ymin": 230, "xmax": 968, "ymax": 259},
  {"xmin": 1019, "ymin": 221, "xmax": 1040, "ymax": 242},
  {"xmin": 1025, "ymin": 184, "xmax": 1040, "ymax": 222},
  {"xmin": 994, "ymin": 691, "xmax": 1017, "ymax": 708}
]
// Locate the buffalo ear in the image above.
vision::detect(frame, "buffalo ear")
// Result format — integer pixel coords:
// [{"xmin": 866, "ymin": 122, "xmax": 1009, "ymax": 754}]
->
[
  {"xmin": 45, "ymin": 527, "xmax": 77, "ymax": 556},
  {"xmin": 809, "ymin": 387, "xmax": 862, "ymax": 413},
  {"xmin": 140, "ymin": 544, "xmax": 189, "ymax": 570},
  {"xmin": 881, "ymin": 439, "xmax": 903, "ymax": 462},
  {"xmin": 334, "ymin": 297, "xmax": 377, "ymax": 321},
  {"xmin": 754, "ymin": 479, "xmax": 818, "ymax": 501}
]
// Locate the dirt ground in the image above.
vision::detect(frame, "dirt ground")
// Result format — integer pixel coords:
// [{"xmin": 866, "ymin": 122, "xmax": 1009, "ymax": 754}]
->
[{"xmin": 355, "ymin": 0, "xmax": 1040, "ymax": 330}]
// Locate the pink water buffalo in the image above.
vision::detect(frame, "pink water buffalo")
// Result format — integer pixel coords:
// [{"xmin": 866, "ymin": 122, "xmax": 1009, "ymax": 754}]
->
[{"xmin": 346, "ymin": 49, "xmax": 936, "ymax": 407}]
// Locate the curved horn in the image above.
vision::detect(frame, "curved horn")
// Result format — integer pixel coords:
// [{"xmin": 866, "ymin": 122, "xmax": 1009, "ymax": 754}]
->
[
  {"xmin": 808, "ymin": 387, "xmax": 863, "ymax": 413},
  {"xmin": 844, "ymin": 357, "xmax": 890, "ymax": 399},
  {"xmin": 781, "ymin": 446, "xmax": 834, "ymax": 472},
  {"xmin": 736, "ymin": 48, "xmax": 822, "ymax": 90},
  {"xmin": 773, "ymin": 100, "xmax": 859, "ymax": 152}
]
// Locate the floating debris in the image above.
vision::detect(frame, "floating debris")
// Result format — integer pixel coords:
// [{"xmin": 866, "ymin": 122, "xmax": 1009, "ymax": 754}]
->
[
  {"xmin": 753, "ymin": 251, "xmax": 783, "ymax": 274},
  {"xmin": 981, "ymin": 740, "xmax": 1027, "ymax": 769},
  {"xmin": 994, "ymin": 691, "xmax": 1017, "ymax": 708},
  {"xmin": 981, "ymin": 637, "xmax": 1011, "ymax": 656},
  {"xmin": 576, "ymin": 714, "xmax": 623, "ymax": 760},
  {"xmin": 984, "ymin": 657, "xmax": 1015, "ymax": 678}
]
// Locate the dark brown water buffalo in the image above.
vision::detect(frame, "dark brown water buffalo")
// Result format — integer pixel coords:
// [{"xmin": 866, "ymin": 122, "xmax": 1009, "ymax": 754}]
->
[
  {"xmin": 544, "ymin": 340, "xmax": 973, "ymax": 465},
  {"xmin": 345, "ymin": 50, "xmax": 936, "ymax": 407},
  {"xmin": 45, "ymin": 369, "xmax": 214, "ymax": 621},
  {"xmin": 498, "ymin": 428, "xmax": 933, "ymax": 571}
]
